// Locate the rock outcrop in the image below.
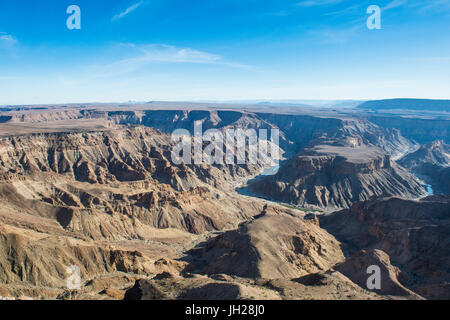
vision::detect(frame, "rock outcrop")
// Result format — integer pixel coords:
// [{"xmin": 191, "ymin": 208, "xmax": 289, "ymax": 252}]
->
[
  {"xmin": 0, "ymin": 106, "xmax": 447, "ymax": 300},
  {"xmin": 185, "ymin": 208, "xmax": 345, "ymax": 279},
  {"xmin": 0, "ymin": 127, "xmax": 270, "ymax": 236},
  {"xmin": 334, "ymin": 249, "xmax": 421, "ymax": 298},
  {"xmin": 249, "ymin": 145, "xmax": 426, "ymax": 209},
  {"xmin": 320, "ymin": 196, "xmax": 450, "ymax": 299},
  {"xmin": 398, "ymin": 140, "xmax": 450, "ymax": 195}
]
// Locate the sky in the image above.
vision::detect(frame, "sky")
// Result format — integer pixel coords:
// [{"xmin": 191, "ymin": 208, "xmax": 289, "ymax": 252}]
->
[{"xmin": 0, "ymin": 0, "xmax": 450, "ymax": 105}]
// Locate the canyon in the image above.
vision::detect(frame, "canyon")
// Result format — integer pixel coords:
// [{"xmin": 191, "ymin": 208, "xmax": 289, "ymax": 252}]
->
[{"xmin": 0, "ymin": 102, "xmax": 448, "ymax": 300}]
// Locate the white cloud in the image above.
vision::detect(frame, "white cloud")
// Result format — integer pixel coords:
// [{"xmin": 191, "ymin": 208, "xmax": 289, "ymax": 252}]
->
[
  {"xmin": 383, "ymin": 0, "xmax": 450, "ymax": 12},
  {"xmin": 297, "ymin": 0, "xmax": 344, "ymax": 7},
  {"xmin": 383, "ymin": 0, "xmax": 408, "ymax": 11},
  {"xmin": 112, "ymin": 1, "xmax": 144, "ymax": 21},
  {"xmin": 90, "ymin": 44, "xmax": 252, "ymax": 78},
  {"xmin": 323, "ymin": 4, "xmax": 360, "ymax": 16},
  {"xmin": 0, "ymin": 32, "xmax": 17, "ymax": 45},
  {"xmin": 314, "ymin": 25, "xmax": 362, "ymax": 44},
  {"xmin": 416, "ymin": 0, "xmax": 450, "ymax": 11}
]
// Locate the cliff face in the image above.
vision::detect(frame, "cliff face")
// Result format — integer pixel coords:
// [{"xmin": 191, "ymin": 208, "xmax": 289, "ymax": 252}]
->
[
  {"xmin": 399, "ymin": 140, "xmax": 450, "ymax": 168},
  {"xmin": 398, "ymin": 140, "xmax": 450, "ymax": 195},
  {"xmin": 0, "ymin": 126, "xmax": 261, "ymax": 188},
  {"xmin": 1, "ymin": 109, "xmax": 417, "ymax": 158},
  {"xmin": 0, "ymin": 223, "xmax": 179, "ymax": 289},
  {"xmin": 249, "ymin": 145, "xmax": 426, "ymax": 209},
  {"xmin": 139, "ymin": 111, "xmax": 417, "ymax": 158},
  {"xmin": 0, "ymin": 126, "xmax": 283, "ymax": 298},
  {"xmin": 320, "ymin": 196, "xmax": 450, "ymax": 300},
  {"xmin": 186, "ymin": 207, "xmax": 345, "ymax": 279},
  {"xmin": 1, "ymin": 107, "xmax": 447, "ymax": 300},
  {"xmin": 243, "ymin": 115, "xmax": 425, "ymax": 210},
  {"xmin": 0, "ymin": 127, "xmax": 268, "ymax": 238},
  {"xmin": 368, "ymin": 116, "xmax": 450, "ymax": 144}
]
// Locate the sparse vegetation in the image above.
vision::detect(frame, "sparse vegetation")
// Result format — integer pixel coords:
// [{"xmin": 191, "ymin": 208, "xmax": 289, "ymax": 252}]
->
[{"xmin": 280, "ymin": 204, "xmax": 322, "ymax": 213}]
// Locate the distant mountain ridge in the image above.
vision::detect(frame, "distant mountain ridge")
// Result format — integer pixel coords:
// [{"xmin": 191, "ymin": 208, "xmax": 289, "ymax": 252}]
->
[{"xmin": 358, "ymin": 99, "xmax": 450, "ymax": 112}]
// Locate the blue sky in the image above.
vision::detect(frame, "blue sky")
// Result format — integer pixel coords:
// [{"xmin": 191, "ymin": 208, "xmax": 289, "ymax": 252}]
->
[{"xmin": 0, "ymin": 0, "xmax": 450, "ymax": 105}]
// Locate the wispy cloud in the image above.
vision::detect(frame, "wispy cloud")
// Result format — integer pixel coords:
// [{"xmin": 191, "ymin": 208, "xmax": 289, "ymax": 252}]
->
[
  {"xmin": 415, "ymin": 0, "xmax": 450, "ymax": 12},
  {"xmin": 382, "ymin": 0, "xmax": 450, "ymax": 12},
  {"xmin": 90, "ymin": 44, "xmax": 252, "ymax": 78},
  {"xmin": 0, "ymin": 32, "xmax": 17, "ymax": 45},
  {"xmin": 297, "ymin": 0, "xmax": 344, "ymax": 7},
  {"xmin": 118, "ymin": 43, "xmax": 223, "ymax": 64},
  {"xmin": 383, "ymin": 0, "xmax": 408, "ymax": 11},
  {"xmin": 112, "ymin": 1, "xmax": 144, "ymax": 21},
  {"xmin": 322, "ymin": 4, "xmax": 359, "ymax": 16},
  {"xmin": 314, "ymin": 25, "xmax": 361, "ymax": 44}
]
